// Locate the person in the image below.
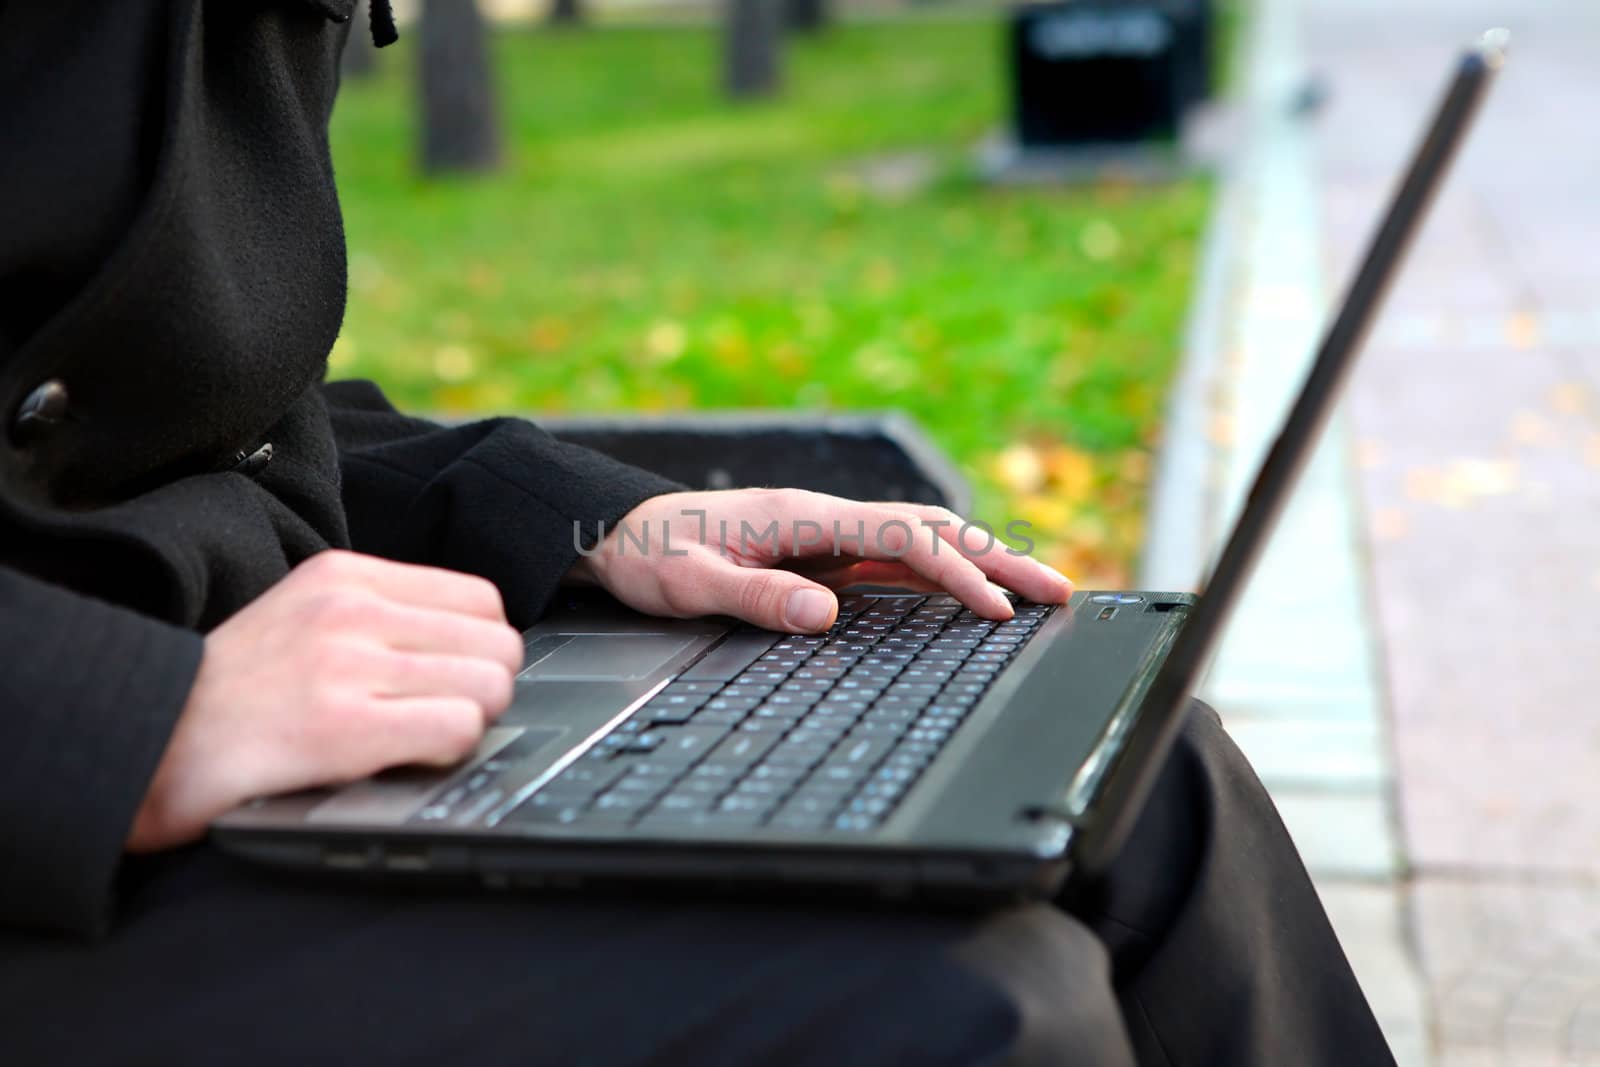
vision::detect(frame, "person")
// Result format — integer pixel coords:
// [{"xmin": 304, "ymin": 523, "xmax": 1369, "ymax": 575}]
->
[{"xmin": 0, "ymin": 2, "xmax": 1395, "ymax": 1063}]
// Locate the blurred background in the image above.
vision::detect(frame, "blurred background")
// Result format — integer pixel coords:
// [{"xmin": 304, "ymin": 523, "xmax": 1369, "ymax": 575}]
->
[
  {"xmin": 329, "ymin": 0, "xmax": 1236, "ymax": 588},
  {"xmin": 329, "ymin": 2, "xmax": 1600, "ymax": 1064}
]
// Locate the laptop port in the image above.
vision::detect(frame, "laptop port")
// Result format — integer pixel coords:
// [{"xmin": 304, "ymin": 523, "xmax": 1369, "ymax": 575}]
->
[
  {"xmin": 382, "ymin": 846, "xmax": 432, "ymax": 872},
  {"xmin": 321, "ymin": 846, "xmax": 373, "ymax": 870}
]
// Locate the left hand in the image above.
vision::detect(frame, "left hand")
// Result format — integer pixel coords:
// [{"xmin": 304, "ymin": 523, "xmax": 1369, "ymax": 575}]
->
[{"xmin": 565, "ymin": 489, "xmax": 1072, "ymax": 634}]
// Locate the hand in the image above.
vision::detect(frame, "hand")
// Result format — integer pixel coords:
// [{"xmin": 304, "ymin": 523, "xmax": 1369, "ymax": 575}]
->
[
  {"xmin": 127, "ymin": 550, "xmax": 524, "ymax": 851},
  {"xmin": 567, "ymin": 489, "xmax": 1072, "ymax": 634}
]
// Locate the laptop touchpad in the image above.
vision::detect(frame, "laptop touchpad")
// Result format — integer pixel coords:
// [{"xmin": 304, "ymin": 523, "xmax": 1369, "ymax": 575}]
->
[{"xmin": 519, "ymin": 634, "xmax": 693, "ymax": 681}]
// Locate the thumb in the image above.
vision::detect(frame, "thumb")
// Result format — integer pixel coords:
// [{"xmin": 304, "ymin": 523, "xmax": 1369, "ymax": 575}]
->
[{"xmin": 697, "ymin": 561, "xmax": 839, "ymax": 634}]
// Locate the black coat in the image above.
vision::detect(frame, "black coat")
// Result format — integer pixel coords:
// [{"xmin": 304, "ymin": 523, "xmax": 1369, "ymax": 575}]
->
[{"xmin": 0, "ymin": 0, "xmax": 678, "ymax": 935}]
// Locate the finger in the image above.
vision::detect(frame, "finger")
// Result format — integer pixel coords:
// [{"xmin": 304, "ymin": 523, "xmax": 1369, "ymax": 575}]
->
[
  {"xmin": 367, "ymin": 601, "xmax": 525, "ymax": 675},
  {"xmin": 798, "ymin": 560, "xmax": 944, "ymax": 593},
  {"xmin": 365, "ymin": 697, "xmax": 488, "ymax": 769},
  {"xmin": 372, "ymin": 650, "xmax": 516, "ymax": 720},
  {"xmin": 886, "ymin": 504, "xmax": 1073, "ymax": 604},
  {"xmin": 662, "ymin": 555, "xmax": 840, "ymax": 633},
  {"xmin": 772, "ymin": 494, "xmax": 1012, "ymax": 619},
  {"xmin": 301, "ymin": 550, "xmax": 508, "ymax": 622}
]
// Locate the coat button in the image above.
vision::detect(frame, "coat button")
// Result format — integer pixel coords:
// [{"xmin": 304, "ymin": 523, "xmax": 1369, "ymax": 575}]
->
[
  {"xmin": 11, "ymin": 379, "xmax": 70, "ymax": 445},
  {"xmin": 231, "ymin": 442, "xmax": 274, "ymax": 477}
]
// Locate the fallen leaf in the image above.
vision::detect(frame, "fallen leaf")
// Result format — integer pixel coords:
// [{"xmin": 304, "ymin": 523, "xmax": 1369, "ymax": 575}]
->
[
  {"xmin": 644, "ymin": 320, "xmax": 687, "ymax": 363},
  {"xmin": 1043, "ymin": 445, "xmax": 1096, "ymax": 502},
  {"xmin": 1504, "ymin": 311, "xmax": 1541, "ymax": 350},
  {"xmin": 1548, "ymin": 382, "xmax": 1590, "ymax": 416},
  {"xmin": 1118, "ymin": 449, "xmax": 1152, "ymax": 485},
  {"xmin": 432, "ymin": 344, "xmax": 475, "ymax": 384},
  {"xmin": 1079, "ymin": 219, "xmax": 1123, "ymax": 262},
  {"xmin": 1014, "ymin": 492, "xmax": 1073, "ymax": 533},
  {"xmin": 1371, "ymin": 507, "xmax": 1410, "ymax": 541},
  {"xmin": 1447, "ymin": 458, "xmax": 1518, "ymax": 497},
  {"xmin": 993, "ymin": 444, "xmax": 1048, "ymax": 494},
  {"xmin": 1509, "ymin": 409, "xmax": 1555, "ymax": 447},
  {"xmin": 528, "ymin": 317, "xmax": 571, "ymax": 353}
]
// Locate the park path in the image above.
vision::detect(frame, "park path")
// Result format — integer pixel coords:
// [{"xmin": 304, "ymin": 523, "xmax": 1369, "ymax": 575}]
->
[
  {"xmin": 1147, "ymin": 0, "xmax": 1600, "ymax": 1063},
  {"xmin": 1309, "ymin": 1, "xmax": 1600, "ymax": 1064}
]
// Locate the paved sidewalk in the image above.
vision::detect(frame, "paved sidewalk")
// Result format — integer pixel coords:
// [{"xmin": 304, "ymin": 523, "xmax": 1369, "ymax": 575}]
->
[
  {"xmin": 1149, "ymin": 1, "xmax": 1600, "ymax": 1064},
  {"xmin": 1308, "ymin": 2, "xmax": 1600, "ymax": 1064},
  {"xmin": 1146, "ymin": 0, "xmax": 1431, "ymax": 1057}
]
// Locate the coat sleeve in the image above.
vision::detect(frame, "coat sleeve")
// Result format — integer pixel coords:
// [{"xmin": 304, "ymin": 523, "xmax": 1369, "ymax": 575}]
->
[
  {"xmin": 321, "ymin": 380, "xmax": 685, "ymax": 627},
  {"xmin": 0, "ymin": 567, "xmax": 204, "ymax": 937}
]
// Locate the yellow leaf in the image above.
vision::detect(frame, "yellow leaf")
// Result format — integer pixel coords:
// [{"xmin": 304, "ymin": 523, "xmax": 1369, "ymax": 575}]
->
[
  {"xmin": 1509, "ymin": 409, "xmax": 1554, "ymax": 447},
  {"xmin": 432, "ymin": 344, "xmax": 475, "ymax": 384},
  {"xmin": 528, "ymin": 317, "xmax": 571, "ymax": 353},
  {"xmin": 645, "ymin": 320, "xmax": 687, "ymax": 363},
  {"xmin": 1504, "ymin": 311, "xmax": 1541, "ymax": 350},
  {"xmin": 1549, "ymin": 382, "xmax": 1590, "ymax": 416},
  {"xmin": 1446, "ymin": 458, "xmax": 1517, "ymax": 497},
  {"xmin": 993, "ymin": 444, "xmax": 1047, "ymax": 494},
  {"xmin": 1014, "ymin": 493, "xmax": 1073, "ymax": 533},
  {"xmin": 1043, "ymin": 445, "xmax": 1096, "ymax": 501},
  {"xmin": 1117, "ymin": 449, "xmax": 1151, "ymax": 485},
  {"xmin": 1079, "ymin": 219, "xmax": 1123, "ymax": 262}
]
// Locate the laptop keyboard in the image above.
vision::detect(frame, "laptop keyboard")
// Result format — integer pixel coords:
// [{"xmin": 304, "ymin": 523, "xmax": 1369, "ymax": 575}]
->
[{"xmin": 483, "ymin": 594, "xmax": 1057, "ymax": 836}]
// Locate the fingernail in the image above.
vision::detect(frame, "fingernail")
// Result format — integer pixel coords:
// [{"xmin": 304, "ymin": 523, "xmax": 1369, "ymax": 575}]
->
[
  {"xmin": 785, "ymin": 588, "xmax": 836, "ymax": 632},
  {"xmin": 986, "ymin": 583, "xmax": 1015, "ymax": 619}
]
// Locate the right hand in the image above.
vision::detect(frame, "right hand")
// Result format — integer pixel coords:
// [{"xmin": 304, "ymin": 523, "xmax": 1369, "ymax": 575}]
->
[{"xmin": 126, "ymin": 550, "xmax": 524, "ymax": 851}]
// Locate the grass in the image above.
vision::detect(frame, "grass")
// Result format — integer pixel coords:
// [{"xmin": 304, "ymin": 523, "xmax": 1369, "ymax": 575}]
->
[{"xmin": 328, "ymin": 15, "xmax": 1210, "ymax": 585}]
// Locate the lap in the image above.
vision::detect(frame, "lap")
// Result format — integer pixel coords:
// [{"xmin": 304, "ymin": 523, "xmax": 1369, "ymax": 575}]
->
[
  {"xmin": 1, "ymin": 704, "xmax": 1261, "ymax": 1067},
  {"xmin": 1, "ymin": 846, "xmax": 1128, "ymax": 1067}
]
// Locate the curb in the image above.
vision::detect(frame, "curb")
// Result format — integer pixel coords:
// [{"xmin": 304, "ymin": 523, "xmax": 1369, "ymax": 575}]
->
[{"xmin": 1137, "ymin": 137, "xmax": 1242, "ymax": 590}]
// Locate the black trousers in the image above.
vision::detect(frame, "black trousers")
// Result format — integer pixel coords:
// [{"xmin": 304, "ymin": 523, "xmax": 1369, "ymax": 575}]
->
[{"xmin": 0, "ymin": 705, "xmax": 1394, "ymax": 1066}]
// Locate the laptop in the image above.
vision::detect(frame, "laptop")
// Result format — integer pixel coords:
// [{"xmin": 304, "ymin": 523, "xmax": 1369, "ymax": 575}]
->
[{"xmin": 215, "ymin": 34, "xmax": 1505, "ymax": 899}]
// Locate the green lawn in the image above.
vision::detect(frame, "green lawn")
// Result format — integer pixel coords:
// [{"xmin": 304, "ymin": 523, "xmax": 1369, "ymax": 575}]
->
[{"xmin": 329, "ymin": 16, "xmax": 1208, "ymax": 584}]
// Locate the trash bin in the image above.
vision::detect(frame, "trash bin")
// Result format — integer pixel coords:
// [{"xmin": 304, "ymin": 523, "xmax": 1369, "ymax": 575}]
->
[{"xmin": 1008, "ymin": 0, "xmax": 1213, "ymax": 148}]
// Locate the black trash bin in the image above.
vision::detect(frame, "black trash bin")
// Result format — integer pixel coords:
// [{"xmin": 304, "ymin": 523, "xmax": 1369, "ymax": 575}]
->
[{"xmin": 1008, "ymin": 0, "xmax": 1213, "ymax": 148}]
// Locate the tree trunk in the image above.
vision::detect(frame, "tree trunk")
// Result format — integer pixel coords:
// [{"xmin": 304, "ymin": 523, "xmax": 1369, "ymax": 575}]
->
[
  {"xmin": 342, "ymin": 22, "xmax": 378, "ymax": 78},
  {"xmin": 724, "ymin": 0, "xmax": 782, "ymax": 99},
  {"xmin": 783, "ymin": 0, "xmax": 827, "ymax": 33},
  {"xmin": 547, "ymin": 0, "xmax": 584, "ymax": 26},
  {"xmin": 419, "ymin": 0, "xmax": 503, "ymax": 175}
]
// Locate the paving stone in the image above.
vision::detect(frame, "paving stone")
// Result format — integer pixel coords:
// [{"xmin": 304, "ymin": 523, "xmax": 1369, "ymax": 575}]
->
[
  {"xmin": 1149, "ymin": 0, "xmax": 1600, "ymax": 1056},
  {"xmin": 1317, "ymin": 883, "xmax": 1434, "ymax": 1067},
  {"xmin": 1297, "ymin": 0, "xmax": 1600, "ymax": 1060},
  {"xmin": 1271, "ymin": 789, "xmax": 1399, "ymax": 879},
  {"xmin": 1312, "ymin": 0, "xmax": 1600, "ymax": 882},
  {"xmin": 1224, "ymin": 717, "xmax": 1390, "ymax": 789},
  {"xmin": 1410, "ymin": 878, "xmax": 1600, "ymax": 1066}
]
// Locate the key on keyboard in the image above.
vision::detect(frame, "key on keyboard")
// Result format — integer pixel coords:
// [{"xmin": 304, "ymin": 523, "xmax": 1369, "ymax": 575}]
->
[{"xmin": 483, "ymin": 594, "xmax": 1057, "ymax": 835}]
